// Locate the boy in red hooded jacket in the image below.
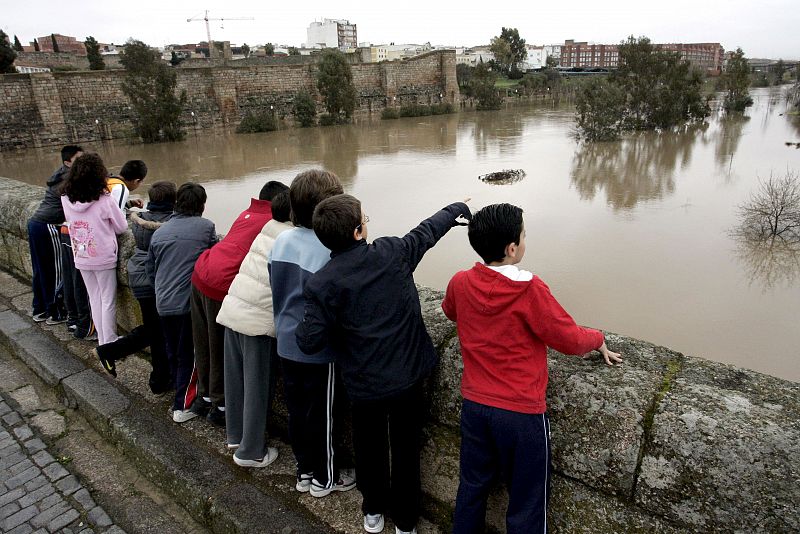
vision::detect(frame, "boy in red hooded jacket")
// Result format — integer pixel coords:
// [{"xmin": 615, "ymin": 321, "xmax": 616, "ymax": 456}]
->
[{"xmin": 442, "ymin": 203, "xmax": 622, "ymax": 534}]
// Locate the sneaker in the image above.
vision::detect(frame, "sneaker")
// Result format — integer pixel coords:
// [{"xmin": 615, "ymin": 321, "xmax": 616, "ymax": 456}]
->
[
  {"xmin": 92, "ymin": 348, "xmax": 116, "ymax": 378},
  {"xmin": 364, "ymin": 514, "xmax": 384, "ymax": 533},
  {"xmin": 233, "ymin": 447, "xmax": 279, "ymax": 468},
  {"xmin": 189, "ymin": 397, "xmax": 211, "ymax": 418},
  {"xmin": 45, "ymin": 315, "xmax": 67, "ymax": 325},
  {"xmin": 68, "ymin": 324, "xmax": 77, "ymax": 332},
  {"xmin": 295, "ymin": 472, "xmax": 313, "ymax": 493},
  {"xmin": 309, "ymin": 471, "xmax": 356, "ymax": 498},
  {"xmin": 225, "ymin": 442, "xmax": 240, "ymax": 451},
  {"xmin": 32, "ymin": 312, "xmax": 49, "ymax": 322},
  {"xmin": 83, "ymin": 332, "xmax": 98, "ymax": 342},
  {"xmin": 207, "ymin": 407, "xmax": 225, "ymax": 427},
  {"xmin": 171, "ymin": 409, "xmax": 198, "ymax": 423},
  {"xmin": 395, "ymin": 528, "xmax": 416, "ymax": 534}
]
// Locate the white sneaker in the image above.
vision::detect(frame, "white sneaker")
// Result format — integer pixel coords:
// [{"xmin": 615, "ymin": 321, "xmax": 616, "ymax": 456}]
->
[
  {"xmin": 363, "ymin": 513, "xmax": 384, "ymax": 533},
  {"xmin": 233, "ymin": 447, "xmax": 278, "ymax": 468},
  {"xmin": 395, "ymin": 527, "xmax": 416, "ymax": 534},
  {"xmin": 295, "ymin": 472, "xmax": 313, "ymax": 492},
  {"xmin": 171, "ymin": 409, "xmax": 198, "ymax": 423},
  {"xmin": 309, "ymin": 470, "xmax": 356, "ymax": 498}
]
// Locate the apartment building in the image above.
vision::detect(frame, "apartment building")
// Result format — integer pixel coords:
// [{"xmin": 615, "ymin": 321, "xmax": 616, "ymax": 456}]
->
[
  {"xmin": 559, "ymin": 39, "xmax": 724, "ymax": 73},
  {"xmin": 306, "ymin": 19, "xmax": 358, "ymax": 51}
]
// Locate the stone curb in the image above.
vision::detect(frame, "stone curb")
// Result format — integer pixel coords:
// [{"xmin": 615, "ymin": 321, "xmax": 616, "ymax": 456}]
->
[{"xmin": 0, "ymin": 308, "xmax": 334, "ymax": 534}]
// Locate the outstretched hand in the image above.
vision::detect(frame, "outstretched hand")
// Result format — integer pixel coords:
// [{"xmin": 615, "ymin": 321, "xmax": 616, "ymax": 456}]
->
[
  {"xmin": 455, "ymin": 197, "xmax": 472, "ymax": 226},
  {"xmin": 584, "ymin": 341, "xmax": 623, "ymax": 366}
]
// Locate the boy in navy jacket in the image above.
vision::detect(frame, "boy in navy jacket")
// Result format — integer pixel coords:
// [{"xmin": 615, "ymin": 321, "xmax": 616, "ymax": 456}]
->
[{"xmin": 296, "ymin": 194, "xmax": 471, "ymax": 534}]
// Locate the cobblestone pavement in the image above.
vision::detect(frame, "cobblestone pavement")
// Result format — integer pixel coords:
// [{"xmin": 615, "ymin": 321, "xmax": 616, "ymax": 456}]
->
[{"xmin": 0, "ymin": 393, "xmax": 122, "ymax": 534}]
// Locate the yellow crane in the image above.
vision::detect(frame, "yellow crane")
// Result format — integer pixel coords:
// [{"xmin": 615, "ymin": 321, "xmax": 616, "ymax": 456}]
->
[{"xmin": 187, "ymin": 10, "xmax": 254, "ymax": 58}]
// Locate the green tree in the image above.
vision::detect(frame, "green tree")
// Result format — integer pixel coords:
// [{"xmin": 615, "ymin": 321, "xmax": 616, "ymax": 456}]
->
[
  {"xmin": 84, "ymin": 36, "xmax": 105, "ymax": 70},
  {"xmin": 13, "ymin": 35, "xmax": 23, "ymax": 52},
  {"xmin": 316, "ymin": 49, "xmax": 357, "ymax": 120},
  {"xmin": 489, "ymin": 27, "xmax": 527, "ymax": 76},
  {"xmin": 722, "ymin": 48, "xmax": 753, "ymax": 113},
  {"xmin": 0, "ymin": 30, "xmax": 17, "ymax": 73},
  {"xmin": 169, "ymin": 51, "xmax": 184, "ymax": 67},
  {"xmin": 292, "ymin": 90, "xmax": 317, "ymax": 127},
  {"xmin": 264, "ymin": 43, "xmax": 275, "ymax": 56},
  {"xmin": 241, "ymin": 43, "xmax": 250, "ymax": 58},
  {"xmin": 51, "ymin": 34, "xmax": 59, "ymax": 53},
  {"xmin": 288, "ymin": 46, "xmax": 300, "ymax": 56},
  {"xmin": 120, "ymin": 39, "xmax": 186, "ymax": 143},
  {"xmin": 471, "ymin": 61, "xmax": 503, "ymax": 110},
  {"xmin": 576, "ymin": 78, "xmax": 626, "ymax": 141},
  {"xmin": 774, "ymin": 59, "xmax": 786, "ymax": 85},
  {"xmin": 545, "ymin": 55, "xmax": 558, "ymax": 69}
]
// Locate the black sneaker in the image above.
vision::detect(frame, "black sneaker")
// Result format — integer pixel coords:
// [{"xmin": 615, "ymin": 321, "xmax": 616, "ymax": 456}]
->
[
  {"xmin": 207, "ymin": 407, "xmax": 226, "ymax": 427},
  {"xmin": 93, "ymin": 348, "xmax": 116, "ymax": 378},
  {"xmin": 45, "ymin": 314, "xmax": 67, "ymax": 325},
  {"xmin": 189, "ymin": 397, "xmax": 211, "ymax": 418},
  {"xmin": 32, "ymin": 312, "xmax": 49, "ymax": 323}
]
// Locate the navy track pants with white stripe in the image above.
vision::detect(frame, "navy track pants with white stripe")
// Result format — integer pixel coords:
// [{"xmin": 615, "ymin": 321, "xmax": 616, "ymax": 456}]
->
[{"xmin": 453, "ymin": 399, "xmax": 551, "ymax": 534}]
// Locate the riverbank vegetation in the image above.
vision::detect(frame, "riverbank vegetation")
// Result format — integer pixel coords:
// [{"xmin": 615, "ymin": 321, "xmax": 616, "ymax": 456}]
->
[
  {"xmin": 574, "ymin": 36, "xmax": 710, "ymax": 141},
  {"xmin": 722, "ymin": 48, "xmax": 754, "ymax": 113},
  {"xmin": 316, "ymin": 49, "xmax": 357, "ymax": 125},
  {"xmin": 120, "ymin": 39, "xmax": 186, "ymax": 143},
  {"xmin": 381, "ymin": 103, "xmax": 454, "ymax": 119}
]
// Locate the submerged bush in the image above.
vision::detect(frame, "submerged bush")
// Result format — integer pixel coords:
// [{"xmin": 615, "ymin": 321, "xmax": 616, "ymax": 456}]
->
[{"xmin": 236, "ymin": 110, "xmax": 278, "ymax": 133}]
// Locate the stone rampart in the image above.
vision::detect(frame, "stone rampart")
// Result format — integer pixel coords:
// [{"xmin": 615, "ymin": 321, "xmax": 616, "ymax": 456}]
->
[
  {"xmin": 14, "ymin": 51, "xmax": 124, "ymax": 70},
  {"xmin": 0, "ymin": 174, "xmax": 797, "ymax": 532},
  {"xmin": 0, "ymin": 51, "xmax": 458, "ymax": 151}
]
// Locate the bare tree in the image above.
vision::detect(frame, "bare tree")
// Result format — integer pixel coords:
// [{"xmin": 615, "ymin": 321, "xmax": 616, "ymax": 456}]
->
[{"xmin": 735, "ymin": 171, "xmax": 800, "ymax": 241}]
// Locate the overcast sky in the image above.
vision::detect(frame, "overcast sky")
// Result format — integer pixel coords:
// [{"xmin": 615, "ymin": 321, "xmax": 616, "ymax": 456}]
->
[{"xmin": 4, "ymin": 0, "xmax": 798, "ymax": 59}]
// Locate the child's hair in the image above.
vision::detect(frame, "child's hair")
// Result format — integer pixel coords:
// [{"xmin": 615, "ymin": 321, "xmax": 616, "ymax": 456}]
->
[
  {"xmin": 289, "ymin": 169, "xmax": 344, "ymax": 228},
  {"xmin": 270, "ymin": 191, "xmax": 291, "ymax": 223},
  {"xmin": 468, "ymin": 203, "xmax": 524, "ymax": 264},
  {"xmin": 62, "ymin": 153, "xmax": 109, "ymax": 204},
  {"xmin": 259, "ymin": 180, "xmax": 289, "ymax": 201},
  {"xmin": 120, "ymin": 160, "xmax": 148, "ymax": 182},
  {"xmin": 175, "ymin": 182, "xmax": 207, "ymax": 216},
  {"xmin": 312, "ymin": 194, "xmax": 361, "ymax": 252},
  {"xmin": 60, "ymin": 145, "xmax": 83, "ymax": 164},
  {"xmin": 147, "ymin": 181, "xmax": 177, "ymax": 206}
]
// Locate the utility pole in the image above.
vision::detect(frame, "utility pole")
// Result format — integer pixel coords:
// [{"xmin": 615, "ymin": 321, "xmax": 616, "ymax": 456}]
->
[{"xmin": 187, "ymin": 10, "xmax": 254, "ymax": 59}]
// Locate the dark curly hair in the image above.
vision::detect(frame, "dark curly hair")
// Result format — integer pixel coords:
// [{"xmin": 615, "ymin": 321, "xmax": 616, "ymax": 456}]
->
[{"xmin": 62, "ymin": 153, "xmax": 109, "ymax": 204}]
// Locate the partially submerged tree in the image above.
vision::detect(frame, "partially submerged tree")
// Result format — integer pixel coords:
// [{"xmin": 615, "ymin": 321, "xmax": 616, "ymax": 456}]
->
[
  {"xmin": 0, "ymin": 30, "xmax": 17, "ymax": 73},
  {"xmin": 316, "ymin": 49, "xmax": 357, "ymax": 121},
  {"xmin": 120, "ymin": 39, "xmax": 186, "ymax": 142},
  {"xmin": 292, "ymin": 90, "xmax": 317, "ymax": 127},
  {"xmin": 84, "ymin": 36, "xmax": 105, "ymax": 70},
  {"xmin": 735, "ymin": 171, "xmax": 800, "ymax": 241},
  {"xmin": 722, "ymin": 48, "xmax": 753, "ymax": 113},
  {"xmin": 575, "ymin": 78, "xmax": 626, "ymax": 141},
  {"xmin": 575, "ymin": 36, "xmax": 710, "ymax": 141},
  {"xmin": 471, "ymin": 61, "xmax": 503, "ymax": 110}
]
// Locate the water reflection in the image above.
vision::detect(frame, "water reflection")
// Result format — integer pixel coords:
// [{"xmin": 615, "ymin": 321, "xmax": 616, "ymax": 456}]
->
[
  {"xmin": 714, "ymin": 116, "xmax": 749, "ymax": 177},
  {"xmin": 570, "ymin": 124, "xmax": 705, "ymax": 210},
  {"xmin": 460, "ymin": 110, "xmax": 526, "ymax": 157},
  {"xmin": 733, "ymin": 235, "xmax": 800, "ymax": 291}
]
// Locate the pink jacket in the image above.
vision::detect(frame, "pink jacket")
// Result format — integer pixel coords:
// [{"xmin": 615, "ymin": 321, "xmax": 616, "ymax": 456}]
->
[{"xmin": 61, "ymin": 193, "xmax": 129, "ymax": 271}]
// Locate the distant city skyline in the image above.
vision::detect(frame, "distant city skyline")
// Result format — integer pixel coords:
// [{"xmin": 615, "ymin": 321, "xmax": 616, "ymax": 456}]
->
[{"xmin": 4, "ymin": 0, "xmax": 799, "ymax": 59}]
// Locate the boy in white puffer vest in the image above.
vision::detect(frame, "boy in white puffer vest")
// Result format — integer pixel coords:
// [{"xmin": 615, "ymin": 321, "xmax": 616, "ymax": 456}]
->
[{"xmin": 216, "ymin": 187, "xmax": 292, "ymax": 468}]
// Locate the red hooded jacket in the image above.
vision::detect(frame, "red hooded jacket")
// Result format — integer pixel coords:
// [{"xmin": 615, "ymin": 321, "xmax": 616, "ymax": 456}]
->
[
  {"xmin": 442, "ymin": 263, "xmax": 603, "ymax": 414},
  {"xmin": 191, "ymin": 198, "xmax": 273, "ymax": 301}
]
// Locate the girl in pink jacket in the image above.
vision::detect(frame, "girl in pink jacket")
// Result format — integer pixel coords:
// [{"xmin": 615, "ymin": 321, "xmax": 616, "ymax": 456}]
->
[{"xmin": 61, "ymin": 154, "xmax": 129, "ymax": 346}]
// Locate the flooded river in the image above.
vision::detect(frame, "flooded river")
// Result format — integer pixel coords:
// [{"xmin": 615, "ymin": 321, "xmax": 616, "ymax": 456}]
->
[{"xmin": 2, "ymin": 87, "xmax": 799, "ymax": 382}]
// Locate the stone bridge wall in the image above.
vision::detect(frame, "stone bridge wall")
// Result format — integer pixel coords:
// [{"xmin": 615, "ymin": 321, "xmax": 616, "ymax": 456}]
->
[
  {"xmin": 0, "ymin": 175, "xmax": 797, "ymax": 532},
  {"xmin": 0, "ymin": 51, "xmax": 458, "ymax": 152}
]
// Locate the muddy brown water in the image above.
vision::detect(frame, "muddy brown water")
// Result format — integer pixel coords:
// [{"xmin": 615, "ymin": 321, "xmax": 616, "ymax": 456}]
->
[{"xmin": 2, "ymin": 87, "xmax": 799, "ymax": 382}]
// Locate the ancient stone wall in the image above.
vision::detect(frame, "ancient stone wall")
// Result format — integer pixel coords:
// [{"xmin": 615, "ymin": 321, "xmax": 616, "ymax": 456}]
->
[
  {"xmin": 15, "ymin": 51, "xmax": 124, "ymax": 70},
  {"xmin": 0, "ymin": 174, "xmax": 797, "ymax": 533},
  {"xmin": 0, "ymin": 51, "xmax": 458, "ymax": 152}
]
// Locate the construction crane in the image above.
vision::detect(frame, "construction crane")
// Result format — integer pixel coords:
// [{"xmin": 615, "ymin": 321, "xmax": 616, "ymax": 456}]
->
[{"xmin": 187, "ymin": 10, "xmax": 254, "ymax": 58}]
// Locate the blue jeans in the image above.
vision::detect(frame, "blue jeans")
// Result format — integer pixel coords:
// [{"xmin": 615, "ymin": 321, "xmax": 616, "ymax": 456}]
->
[{"xmin": 453, "ymin": 399, "xmax": 551, "ymax": 534}]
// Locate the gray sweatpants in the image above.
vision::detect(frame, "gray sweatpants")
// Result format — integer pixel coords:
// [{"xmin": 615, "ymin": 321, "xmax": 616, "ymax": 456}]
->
[{"xmin": 223, "ymin": 328, "xmax": 277, "ymax": 461}]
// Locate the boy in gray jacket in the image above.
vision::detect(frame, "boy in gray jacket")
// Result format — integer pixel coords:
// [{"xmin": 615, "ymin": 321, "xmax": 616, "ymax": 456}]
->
[{"xmin": 147, "ymin": 183, "xmax": 217, "ymax": 423}]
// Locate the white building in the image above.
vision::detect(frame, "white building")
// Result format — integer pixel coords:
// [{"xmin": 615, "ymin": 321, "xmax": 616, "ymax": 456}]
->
[
  {"xmin": 543, "ymin": 44, "xmax": 562, "ymax": 66},
  {"xmin": 521, "ymin": 45, "xmax": 548, "ymax": 70},
  {"xmin": 455, "ymin": 46, "xmax": 494, "ymax": 67},
  {"xmin": 305, "ymin": 19, "xmax": 357, "ymax": 51},
  {"xmin": 15, "ymin": 65, "xmax": 51, "ymax": 73}
]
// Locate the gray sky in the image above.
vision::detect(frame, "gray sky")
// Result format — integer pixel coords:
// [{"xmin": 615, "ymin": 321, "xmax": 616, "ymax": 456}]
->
[{"xmin": 4, "ymin": 0, "xmax": 799, "ymax": 59}]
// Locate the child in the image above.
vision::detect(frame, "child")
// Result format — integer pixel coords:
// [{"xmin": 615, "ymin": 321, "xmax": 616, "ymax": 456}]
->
[
  {"xmin": 93, "ymin": 181, "xmax": 176, "ymax": 394},
  {"xmin": 441, "ymin": 203, "xmax": 622, "ymax": 534},
  {"xmin": 60, "ymin": 154, "xmax": 129, "ymax": 346},
  {"xmin": 189, "ymin": 181, "xmax": 289, "ymax": 426},
  {"xmin": 216, "ymin": 188, "xmax": 291, "ymax": 468},
  {"xmin": 28, "ymin": 145, "xmax": 83, "ymax": 324},
  {"xmin": 107, "ymin": 160, "xmax": 147, "ymax": 210},
  {"xmin": 296, "ymin": 194, "xmax": 472, "ymax": 534},
  {"xmin": 147, "ymin": 183, "xmax": 217, "ymax": 423},
  {"xmin": 268, "ymin": 170, "xmax": 351, "ymax": 498}
]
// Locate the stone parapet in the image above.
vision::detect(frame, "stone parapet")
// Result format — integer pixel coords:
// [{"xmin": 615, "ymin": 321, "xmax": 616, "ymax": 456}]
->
[{"xmin": 0, "ymin": 175, "xmax": 797, "ymax": 532}]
